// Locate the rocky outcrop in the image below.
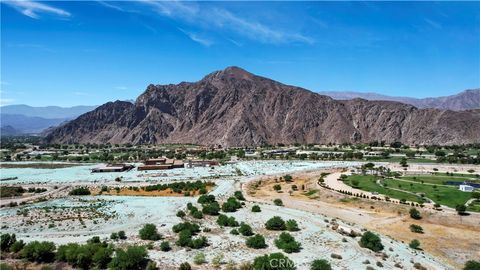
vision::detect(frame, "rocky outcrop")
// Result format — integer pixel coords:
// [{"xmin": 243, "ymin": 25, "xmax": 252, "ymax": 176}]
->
[{"xmin": 45, "ymin": 67, "xmax": 480, "ymax": 146}]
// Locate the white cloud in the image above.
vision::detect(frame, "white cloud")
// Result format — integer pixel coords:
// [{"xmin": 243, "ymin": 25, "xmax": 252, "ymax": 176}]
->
[
  {"xmin": 134, "ymin": 1, "xmax": 313, "ymax": 45},
  {"xmin": 4, "ymin": 0, "xmax": 71, "ymax": 19},
  {"xmin": 178, "ymin": 28, "xmax": 213, "ymax": 47}
]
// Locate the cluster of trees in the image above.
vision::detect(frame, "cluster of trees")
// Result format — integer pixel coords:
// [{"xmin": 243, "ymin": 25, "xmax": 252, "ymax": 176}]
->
[
  {"xmin": 359, "ymin": 231, "xmax": 384, "ymax": 252},
  {"xmin": 143, "ymin": 181, "xmax": 212, "ymax": 194},
  {"xmin": 217, "ymin": 214, "xmax": 239, "ymax": 227},
  {"xmin": 222, "ymin": 197, "xmax": 243, "ymax": 212},
  {"xmin": 139, "ymin": 224, "xmax": 161, "ymax": 241},
  {"xmin": 69, "ymin": 187, "xmax": 91, "ymax": 196},
  {"xmin": 110, "ymin": 231, "xmax": 127, "ymax": 241},
  {"xmin": 274, "ymin": 232, "xmax": 302, "ymax": 253},
  {"xmin": 0, "ymin": 234, "xmax": 155, "ymax": 270},
  {"xmin": 0, "ymin": 186, "xmax": 26, "ymax": 198},
  {"xmin": 265, "ymin": 216, "xmax": 300, "ymax": 232},
  {"xmin": 172, "ymin": 222, "xmax": 207, "ymax": 249}
]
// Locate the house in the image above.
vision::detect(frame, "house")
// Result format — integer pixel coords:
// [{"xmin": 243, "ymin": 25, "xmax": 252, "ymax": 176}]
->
[
  {"xmin": 459, "ymin": 184, "xmax": 475, "ymax": 192},
  {"xmin": 138, "ymin": 158, "xmax": 184, "ymax": 171},
  {"xmin": 92, "ymin": 163, "xmax": 134, "ymax": 173},
  {"xmin": 184, "ymin": 159, "xmax": 219, "ymax": 168}
]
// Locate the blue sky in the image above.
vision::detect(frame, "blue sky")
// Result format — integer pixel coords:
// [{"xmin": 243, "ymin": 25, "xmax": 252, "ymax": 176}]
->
[{"xmin": 1, "ymin": 1, "xmax": 479, "ymax": 107}]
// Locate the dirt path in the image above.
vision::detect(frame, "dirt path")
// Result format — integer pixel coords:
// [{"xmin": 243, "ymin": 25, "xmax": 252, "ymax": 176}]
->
[{"xmin": 0, "ymin": 186, "xmax": 69, "ymax": 207}]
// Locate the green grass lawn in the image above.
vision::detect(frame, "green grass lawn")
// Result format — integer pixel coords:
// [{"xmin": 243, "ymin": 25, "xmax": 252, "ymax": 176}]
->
[
  {"xmin": 384, "ymin": 179, "xmax": 472, "ymax": 208},
  {"xmin": 467, "ymin": 200, "xmax": 480, "ymax": 212},
  {"xmin": 400, "ymin": 175, "xmax": 476, "ymax": 185},
  {"xmin": 344, "ymin": 175, "xmax": 424, "ymax": 203}
]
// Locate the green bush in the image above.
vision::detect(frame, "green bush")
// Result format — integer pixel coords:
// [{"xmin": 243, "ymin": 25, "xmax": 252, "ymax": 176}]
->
[
  {"xmin": 234, "ymin": 191, "xmax": 246, "ymax": 201},
  {"xmin": 274, "ymin": 232, "xmax": 302, "ymax": 253},
  {"xmin": 179, "ymin": 262, "xmax": 192, "ymax": 270},
  {"xmin": 217, "ymin": 214, "xmax": 239, "ymax": 227},
  {"xmin": 0, "ymin": 233, "xmax": 16, "ymax": 251},
  {"xmin": 310, "ymin": 259, "xmax": 332, "ymax": 270},
  {"xmin": 359, "ymin": 231, "xmax": 384, "ymax": 252},
  {"xmin": 464, "ymin": 260, "xmax": 480, "ymax": 270},
  {"xmin": 110, "ymin": 232, "xmax": 119, "ymax": 240},
  {"xmin": 69, "ymin": 187, "xmax": 91, "ymax": 195},
  {"xmin": 118, "ymin": 231, "xmax": 127, "ymax": 240},
  {"xmin": 21, "ymin": 241, "xmax": 56, "ymax": 263},
  {"xmin": 253, "ymin": 253, "xmax": 295, "ymax": 270},
  {"xmin": 239, "ymin": 223, "xmax": 254, "ymax": 236},
  {"xmin": 160, "ymin": 241, "xmax": 171, "ymax": 252},
  {"xmin": 198, "ymin": 194, "xmax": 216, "ymax": 204},
  {"xmin": 251, "ymin": 205, "xmax": 261, "ymax": 212},
  {"xmin": 409, "ymin": 224, "xmax": 424, "ymax": 233},
  {"xmin": 222, "ymin": 197, "xmax": 242, "ymax": 212},
  {"xmin": 409, "ymin": 239, "xmax": 421, "ymax": 250},
  {"xmin": 273, "ymin": 199, "xmax": 284, "ymax": 206},
  {"xmin": 246, "ymin": 234, "xmax": 267, "ymax": 249},
  {"xmin": 176, "ymin": 210, "xmax": 186, "ymax": 218},
  {"xmin": 108, "ymin": 245, "xmax": 148, "ymax": 270},
  {"xmin": 409, "ymin": 208, "xmax": 421, "ymax": 220},
  {"xmin": 202, "ymin": 202, "xmax": 220, "ymax": 215},
  {"xmin": 265, "ymin": 216, "xmax": 286, "ymax": 231},
  {"xmin": 230, "ymin": 229, "xmax": 239, "ymax": 235},
  {"xmin": 285, "ymin": 219, "xmax": 300, "ymax": 231},
  {"xmin": 9, "ymin": 240, "xmax": 25, "ymax": 253},
  {"xmin": 193, "ymin": 252, "xmax": 206, "ymax": 265},
  {"xmin": 192, "ymin": 211, "xmax": 204, "ymax": 219},
  {"xmin": 172, "ymin": 222, "xmax": 200, "ymax": 235},
  {"xmin": 139, "ymin": 224, "xmax": 161, "ymax": 241}
]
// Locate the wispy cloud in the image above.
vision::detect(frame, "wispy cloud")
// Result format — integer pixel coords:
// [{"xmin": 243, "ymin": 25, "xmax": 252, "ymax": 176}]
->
[
  {"xmin": 424, "ymin": 18, "xmax": 442, "ymax": 29},
  {"xmin": 178, "ymin": 28, "xmax": 213, "ymax": 47},
  {"xmin": 96, "ymin": 1, "xmax": 125, "ymax": 12},
  {"xmin": 3, "ymin": 0, "xmax": 71, "ymax": 19},
  {"xmin": 130, "ymin": 1, "xmax": 313, "ymax": 45}
]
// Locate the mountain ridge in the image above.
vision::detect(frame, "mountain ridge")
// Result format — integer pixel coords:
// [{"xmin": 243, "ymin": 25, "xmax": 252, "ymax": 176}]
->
[{"xmin": 45, "ymin": 66, "xmax": 480, "ymax": 146}]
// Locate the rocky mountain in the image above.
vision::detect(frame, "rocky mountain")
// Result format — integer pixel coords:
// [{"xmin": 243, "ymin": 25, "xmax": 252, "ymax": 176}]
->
[
  {"xmin": 0, "ymin": 114, "xmax": 69, "ymax": 134},
  {"xmin": 45, "ymin": 67, "xmax": 480, "ymax": 146},
  {"xmin": 319, "ymin": 89, "xmax": 480, "ymax": 111}
]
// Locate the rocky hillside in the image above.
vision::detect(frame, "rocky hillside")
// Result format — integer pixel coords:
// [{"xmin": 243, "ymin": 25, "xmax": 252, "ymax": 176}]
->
[
  {"xmin": 45, "ymin": 67, "xmax": 480, "ymax": 146},
  {"xmin": 319, "ymin": 89, "xmax": 480, "ymax": 111}
]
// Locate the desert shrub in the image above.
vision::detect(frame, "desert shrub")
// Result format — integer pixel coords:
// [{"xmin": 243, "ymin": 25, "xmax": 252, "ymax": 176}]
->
[
  {"xmin": 179, "ymin": 262, "xmax": 192, "ymax": 270},
  {"xmin": 193, "ymin": 252, "xmax": 206, "ymax": 265},
  {"xmin": 202, "ymin": 202, "xmax": 220, "ymax": 216},
  {"xmin": 212, "ymin": 254, "xmax": 224, "ymax": 268},
  {"xmin": 359, "ymin": 231, "xmax": 384, "ymax": 252},
  {"xmin": 110, "ymin": 232, "xmax": 119, "ymax": 240},
  {"xmin": 9, "ymin": 240, "xmax": 25, "ymax": 253},
  {"xmin": 0, "ymin": 233, "xmax": 16, "ymax": 251},
  {"xmin": 118, "ymin": 230, "xmax": 126, "ymax": 240},
  {"xmin": 283, "ymin": 175, "xmax": 293, "ymax": 182},
  {"xmin": 253, "ymin": 253, "xmax": 295, "ymax": 270},
  {"xmin": 273, "ymin": 198, "xmax": 284, "ymax": 206},
  {"xmin": 409, "ymin": 239, "xmax": 421, "ymax": 250},
  {"xmin": 285, "ymin": 219, "xmax": 300, "ymax": 231},
  {"xmin": 273, "ymin": 184, "xmax": 282, "ymax": 191},
  {"xmin": 239, "ymin": 223, "xmax": 254, "ymax": 236},
  {"xmin": 251, "ymin": 205, "xmax": 261, "ymax": 212},
  {"xmin": 222, "ymin": 197, "xmax": 242, "ymax": 212},
  {"xmin": 239, "ymin": 262, "xmax": 254, "ymax": 270},
  {"xmin": 198, "ymin": 194, "xmax": 216, "ymax": 204},
  {"xmin": 146, "ymin": 261, "xmax": 158, "ymax": 270},
  {"xmin": 172, "ymin": 222, "xmax": 200, "ymax": 235},
  {"xmin": 139, "ymin": 224, "xmax": 161, "ymax": 241},
  {"xmin": 108, "ymin": 246, "xmax": 148, "ymax": 270},
  {"xmin": 217, "ymin": 214, "xmax": 239, "ymax": 227},
  {"xmin": 192, "ymin": 211, "xmax": 204, "ymax": 219},
  {"xmin": 409, "ymin": 224, "xmax": 424, "ymax": 233},
  {"xmin": 265, "ymin": 216, "xmax": 286, "ymax": 230},
  {"xmin": 176, "ymin": 210, "xmax": 186, "ymax": 218},
  {"xmin": 56, "ymin": 241, "xmax": 113, "ymax": 269},
  {"xmin": 191, "ymin": 236, "xmax": 208, "ymax": 249},
  {"xmin": 0, "ymin": 264, "xmax": 13, "ymax": 270},
  {"xmin": 21, "ymin": 241, "xmax": 56, "ymax": 263},
  {"xmin": 176, "ymin": 230, "xmax": 193, "ymax": 247},
  {"xmin": 456, "ymin": 204, "xmax": 467, "ymax": 215},
  {"xmin": 230, "ymin": 229, "xmax": 239, "ymax": 235},
  {"xmin": 69, "ymin": 187, "xmax": 91, "ymax": 195},
  {"xmin": 464, "ymin": 260, "xmax": 480, "ymax": 270},
  {"xmin": 246, "ymin": 234, "xmax": 267, "ymax": 249},
  {"xmin": 234, "ymin": 191, "xmax": 246, "ymax": 201},
  {"xmin": 274, "ymin": 232, "xmax": 302, "ymax": 253},
  {"xmin": 160, "ymin": 241, "xmax": 171, "ymax": 252},
  {"xmin": 409, "ymin": 208, "xmax": 421, "ymax": 220},
  {"xmin": 311, "ymin": 259, "xmax": 332, "ymax": 270}
]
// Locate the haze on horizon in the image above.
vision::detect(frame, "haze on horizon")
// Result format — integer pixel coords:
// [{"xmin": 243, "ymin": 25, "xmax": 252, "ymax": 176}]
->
[{"xmin": 1, "ymin": 1, "xmax": 479, "ymax": 107}]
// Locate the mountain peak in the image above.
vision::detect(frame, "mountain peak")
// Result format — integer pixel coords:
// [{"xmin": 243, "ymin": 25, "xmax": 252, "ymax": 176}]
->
[{"xmin": 203, "ymin": 66, "xmax": 255, "ymax": 82}]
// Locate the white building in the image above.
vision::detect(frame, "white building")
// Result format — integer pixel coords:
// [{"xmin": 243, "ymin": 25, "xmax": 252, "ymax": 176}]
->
[{"xmin": 459, "ymin": 184, "xmax": 475, "ymax": 192}]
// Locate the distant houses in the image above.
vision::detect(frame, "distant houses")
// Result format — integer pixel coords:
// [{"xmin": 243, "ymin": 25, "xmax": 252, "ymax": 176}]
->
[
  {"xmin": 459, "ymin": 184, "xmax": 475, "ymax": 192},
  {"xmin": 91, "ymin": 163, "xmax": 134, "ymax": 173},
  {"xmin": 138, "ymin": 158, "xmax": 184, "ymax": 171}
]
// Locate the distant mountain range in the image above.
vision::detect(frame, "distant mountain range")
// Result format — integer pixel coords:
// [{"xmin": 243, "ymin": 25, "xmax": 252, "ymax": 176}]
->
[
  {"xmin": 0, "ymin": 105, "xmax": 97, "ymax": 135},
  {"xmin": 319, "ymin": 89, "xmax": 480, "ymax": 111},
  {"xmin": 44, "ymin": 67, "xmax": 480, "ymax": 146}
]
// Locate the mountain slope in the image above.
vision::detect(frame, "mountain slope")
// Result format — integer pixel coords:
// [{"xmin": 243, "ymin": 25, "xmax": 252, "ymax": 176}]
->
[
  {"xmin": 0, "ymin": 114, "xmax": 69, "ymax": 134},
  {"xmin": 45, "ymin": 67, "xmax": 480, "ymax": 146},
  {"xmin": 319, "ymin": 89, "xmax": 480, "ymax": 111}
]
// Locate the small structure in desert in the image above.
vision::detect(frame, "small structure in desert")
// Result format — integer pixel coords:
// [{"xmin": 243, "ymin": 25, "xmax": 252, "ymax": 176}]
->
[
  {"xmin": 459, "ymin": 184, "xmax": 475, "ymax": 192},
  {"xmin": 91, "ymin": 163, "xmax": 134, "ymax": 173},
  {"xmin": 138, "ymin": 158, "xmax": 184, "ymax": 171}
]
